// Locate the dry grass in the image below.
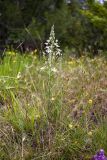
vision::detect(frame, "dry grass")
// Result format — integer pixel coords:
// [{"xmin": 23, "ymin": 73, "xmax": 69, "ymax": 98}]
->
[{"xmin": 0, "ymin": 54, "xmax": 107, "ymax": 159}]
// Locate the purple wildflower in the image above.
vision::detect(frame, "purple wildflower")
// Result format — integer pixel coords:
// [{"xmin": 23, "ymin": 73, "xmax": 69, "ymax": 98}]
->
[{"xmin": 92, "ymin": 149, "xmax": 107, "ymax": 160}]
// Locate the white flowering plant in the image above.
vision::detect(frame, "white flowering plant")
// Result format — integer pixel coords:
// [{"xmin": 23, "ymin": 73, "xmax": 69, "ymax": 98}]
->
[{"xmin": 43, "ymin": 25, "xmax": 62, "ymax": 67}]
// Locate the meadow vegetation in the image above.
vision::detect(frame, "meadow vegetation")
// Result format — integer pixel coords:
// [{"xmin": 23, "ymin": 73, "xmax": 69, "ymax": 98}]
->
[
  {"xmin": 0, "ymin": 51, "xmax": 107, "ymax": 160},
  {"xmin": 0, "ymin": 1, "xmax": 107, "ymax": 159}
]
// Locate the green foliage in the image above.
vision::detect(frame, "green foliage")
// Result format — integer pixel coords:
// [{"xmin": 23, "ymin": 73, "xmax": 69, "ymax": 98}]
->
[
  {"xmin": 0, "ymin": 0, "xmax": 107, "ymax": 56},
  {"xmin": 80, "ymin": 2, "xmax": 107, "ymax": 54}
]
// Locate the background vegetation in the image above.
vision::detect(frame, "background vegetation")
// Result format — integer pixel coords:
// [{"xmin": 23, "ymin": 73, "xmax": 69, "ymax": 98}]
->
[{"xmin": 0, "ymin": 0, "xmax": 107, "ymax": 56}]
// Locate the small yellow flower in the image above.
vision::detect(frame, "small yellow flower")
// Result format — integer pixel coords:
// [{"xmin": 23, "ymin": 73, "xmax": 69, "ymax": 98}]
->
[
  {"xmin": 34, "ymin": 56, "xmax": 37, "ymax": 59},
  {"xmin": 68, "ymin": 61, "xmax": 75, "ymax": 65},
  {"xmin": 68, "ymin": 123, "xmax": 73, "ymax": 129},
  {"xmin": 34, "ymin": 49, "xmax": 37, "ymax": 53},
  {"xmin": 13, "ymin": 60, "xmax": 16, "ymax": 63},
  {"xmin": 74, "ymin": 141, "xmax": 78, "ymax": 144},
  {"xmin": 88, "ymin": 99, "xmax": 93, "ymax": 105},
  {"xmin": 88, "ymin": 131, "xmax": 92, "ymax": 136},
  {"xmin": 6, "ymin": 51, "xmax": 16, "ymax": 56},
  {"xmin": 51, "ymin": 97, "xmax": 55, "ymax": 101},
  {"xmin": 35, "ymin": 114, "xmax": 40, "ymax": 119}
]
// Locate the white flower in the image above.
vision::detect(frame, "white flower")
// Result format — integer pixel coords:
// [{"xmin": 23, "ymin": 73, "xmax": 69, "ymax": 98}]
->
[
  {"xmin": 17, "ymin": 72, "xmax": 21, "ymax": 79},
  {"xmin": 40, "ymin": 66, "xmax": 47, "ymax": 71},
  {"xmin": 51, "ymin": 67, "xmax": 58, "ymax": 73},
  {"xmin": 44, "ymin": 25, "xmax": 62, "ymax": 66}
]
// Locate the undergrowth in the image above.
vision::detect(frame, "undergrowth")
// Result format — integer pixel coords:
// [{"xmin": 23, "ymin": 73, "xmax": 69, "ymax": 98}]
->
[{"xmin": 0, "ymin": 53, "xmax": 107, "ymax": 159}]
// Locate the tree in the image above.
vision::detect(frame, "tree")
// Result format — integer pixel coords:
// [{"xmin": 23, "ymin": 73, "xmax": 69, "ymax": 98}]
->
[
  {"xmin": 0, "ymin": 0, "xmax": 107, "ymax": 56},
  {"xmin": 81, "ymin": 1, "xmax": 107, "ymax": 54}
]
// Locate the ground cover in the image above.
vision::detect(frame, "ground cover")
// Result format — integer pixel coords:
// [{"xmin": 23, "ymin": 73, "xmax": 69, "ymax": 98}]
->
[{"xmin": 0, "ymin": 53, "xmax": 107, "ymax": 159}]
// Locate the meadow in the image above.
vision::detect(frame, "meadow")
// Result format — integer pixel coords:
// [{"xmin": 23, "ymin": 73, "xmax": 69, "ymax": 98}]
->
[{"xmin": 0, "ymin": 51, "xmax": 107, "ymax": 160}]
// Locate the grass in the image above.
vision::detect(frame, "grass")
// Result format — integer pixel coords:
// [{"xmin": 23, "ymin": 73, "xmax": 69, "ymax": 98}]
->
[{"xmin": 0, "ymin": 52, "xmax": 107, "ymax": 159}]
